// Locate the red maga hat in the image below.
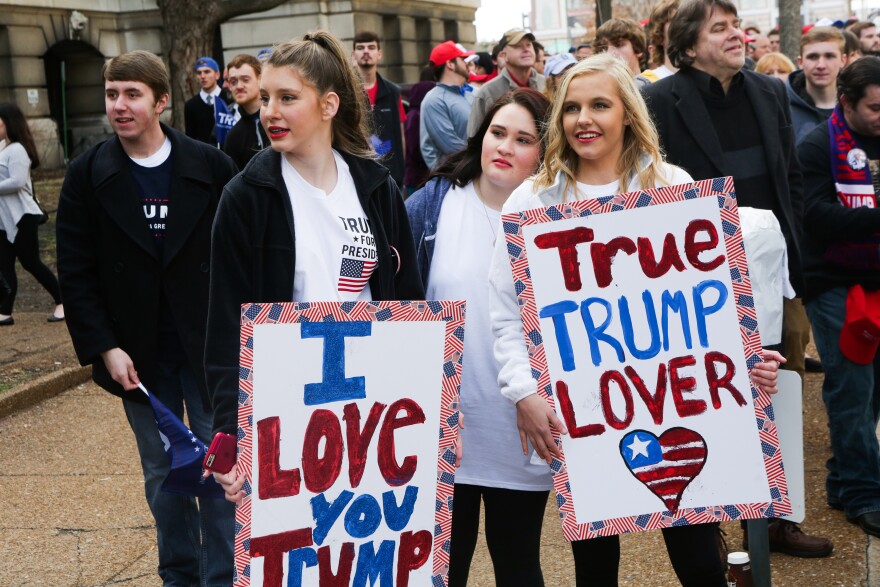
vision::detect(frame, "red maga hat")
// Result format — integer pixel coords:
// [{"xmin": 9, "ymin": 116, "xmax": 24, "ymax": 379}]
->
[
  {"xmin": 430, "ymin": 41, "xmax": 474, "ymax": 66},
  {"xmin": 840, "ymin": 285, "xmax": 880, "ymax": 365}
]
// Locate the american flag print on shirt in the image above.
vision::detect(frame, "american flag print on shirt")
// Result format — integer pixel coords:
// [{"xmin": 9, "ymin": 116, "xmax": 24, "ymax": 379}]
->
[
  {"xmin": 338, "ymin": 257, "xmax": 377, "ymax": 293},
  {"xmin": 620, "ymin": 428, "xmax": 708, "ymax": 512}
]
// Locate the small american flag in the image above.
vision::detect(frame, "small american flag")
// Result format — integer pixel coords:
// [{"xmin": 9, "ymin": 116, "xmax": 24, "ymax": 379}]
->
[{"xmin": 338, "ymin": 258, "xmax": 377, "ymax": 293}]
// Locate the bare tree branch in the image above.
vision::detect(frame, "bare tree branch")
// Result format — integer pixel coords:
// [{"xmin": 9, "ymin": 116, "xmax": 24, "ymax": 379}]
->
[
  {"xmin": 155, "ymin": 0, "xmax": 290, "ymax": 129},
  {"xmin": 217, "ymin": 0, "xmax": 288, "ymax": 24}
]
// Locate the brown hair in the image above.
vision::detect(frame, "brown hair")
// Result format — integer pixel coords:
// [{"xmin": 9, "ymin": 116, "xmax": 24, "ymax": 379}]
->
[
  {"xmin": 800, "ymin": 26, "xmax": 845, "ymax": 55},
  {"xmin": 647, "ymin": 0, "xmax": 679, "ymax": 67},
  {"xmin": 594, "ymin": 18, "xmax": 648, "ymax": 57},
  {"xmin": 227, "ymin": 53, "xmax": 262, "ymax": 77},
  {"xmin": 267, "ymin": 31, "xmax": 374, "ymax": 158},
  {"xmin": 353, "ymin": 31, "xmax": 381, "ymax": 50},
  {"xmin": 838, "ymin": 55, "xmax": 880, "ymax": 106},
  {"xmin": 851, "ymin": 21, "xmax": 877, "ymax": 41},
  {"xmin": 0, "ymin": 103, "xmax": 40, "ymax": 169},
  {"xmin": 102, "ymin": 50, "xmax": 170, "ymax": 103},
  {"xmin": 843, "ymin": 30, "xmax": 862, "ymax": 57},
  {"xmin": 429, "ymin": 88, "xmax": 550, "ymax": 187},
  {"xmin": 667, "ymin": 0, "xmax": 739, "ymax": 69}
]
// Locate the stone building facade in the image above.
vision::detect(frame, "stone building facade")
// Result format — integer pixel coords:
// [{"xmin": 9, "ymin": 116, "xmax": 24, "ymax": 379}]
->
[
  {"xmin": 0, "ymin": 0, "xmax": 477, "ymax": 168},
  {"xmin": 530, "ymin": 0, "xmax": 852, "ymax": 65}
]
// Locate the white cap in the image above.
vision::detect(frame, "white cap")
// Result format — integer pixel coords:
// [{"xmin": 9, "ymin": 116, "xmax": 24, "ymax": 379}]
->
[
  {"xmin": 727, "ymin": 551, "xmax": 750, "ymax": 565},
  {"xmin": 545, "ymin": 52, "xmax": 577, "ymax": 76}
]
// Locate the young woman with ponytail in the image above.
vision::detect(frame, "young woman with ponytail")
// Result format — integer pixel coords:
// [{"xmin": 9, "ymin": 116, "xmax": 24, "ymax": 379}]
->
[{"xmin": 205, "ymin": 32, "xmax": 424, "ymax": 500}]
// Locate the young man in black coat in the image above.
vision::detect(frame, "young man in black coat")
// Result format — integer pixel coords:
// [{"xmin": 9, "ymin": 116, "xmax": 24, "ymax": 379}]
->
[
  {"xmin": 642, "ymin": 0, "xmax": 832, "ymax": 559},
  {"xmin": 222, "ymin": 53, "xmax": 269, "ymax": 169},
  {"xmin": 352, "ymin": 31, "xmax": 406, "ymax": 186},
  {"xmin": 184, "ymin": 56, "xmax": 233, "ymax": 147},
  {"xmin": 56, "ymin": 50, "xmax": 238, "ymax": 586},
  {"xmin": 798, "ymin": 56, "xmax": 880, "ymax": 538}
]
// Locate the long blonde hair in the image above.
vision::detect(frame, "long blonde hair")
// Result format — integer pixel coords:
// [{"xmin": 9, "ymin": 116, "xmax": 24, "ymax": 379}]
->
[
  {"xmin": 266, "ymin": 31, "xmax": 374, "ymax": 158},
  {"xmin": 533, "ymin": 53, "xmax": 669, "ymax": 198}
]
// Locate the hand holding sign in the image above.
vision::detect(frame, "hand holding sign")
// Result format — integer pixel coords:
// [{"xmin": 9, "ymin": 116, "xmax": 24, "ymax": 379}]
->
[
  {"xmin": 749, "ymin": 349, "xmax": 785, "ymax": 394},
  {"xmin": 516, "ymin": 393, "xmax": 567, "ymax": 464},
  {"xmin": 208, "ymin": 468, "xmax": 247, "ymax": 504}
]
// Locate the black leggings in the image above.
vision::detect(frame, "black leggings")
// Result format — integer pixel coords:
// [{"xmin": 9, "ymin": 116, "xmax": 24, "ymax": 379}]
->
[
  {"xmin": 450, "ymin": 481, "xmax": 725, "ymax": 586},
  {"xmin": 449, "ymin": 483, "xmax": 550, "ymax": 586},
  {"xmin": 570, "ymin": 522, "xmax": 726, "ymax": 586},
  {"xmin": 0, "ymin": 214, "xmax": 61, "ymax": 314}
]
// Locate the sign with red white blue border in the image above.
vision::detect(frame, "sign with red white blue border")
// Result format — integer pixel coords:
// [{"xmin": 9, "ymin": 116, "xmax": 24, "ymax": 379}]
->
[
  {"xmin": 233, "ymin": 300, "xmax": 465, "ymax": 586},
  {"xmin": 502, "ymin": 176, "xmax": 790, "ymax": 541}
]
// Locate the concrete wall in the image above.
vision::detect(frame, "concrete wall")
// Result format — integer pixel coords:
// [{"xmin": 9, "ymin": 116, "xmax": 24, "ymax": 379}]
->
[
  {"xmin": 0, "ymin": 3, "xmax": 164, "ymax": 166},
  {"xmin": 220, "ymin": 0, "xmax": 478, "ymax": 85},
  {"xmin": 2, "ymin": 0, "xmax": 477, "ymax": 167}
]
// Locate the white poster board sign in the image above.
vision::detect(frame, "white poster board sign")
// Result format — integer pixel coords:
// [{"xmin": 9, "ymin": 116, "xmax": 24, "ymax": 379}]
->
[
  {"xmin": 232, "ymin": 301, "xmax": 465, "ymax": 586},
  {"xmin": 502, "ymin": 177, "xmax": 791, "ymax": 539}
]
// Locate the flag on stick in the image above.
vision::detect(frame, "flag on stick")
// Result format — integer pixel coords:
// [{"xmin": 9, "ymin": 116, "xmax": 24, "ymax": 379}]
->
[{"xmin": 138, "ymin": 383, "xmax": 226, "ymax": 499}]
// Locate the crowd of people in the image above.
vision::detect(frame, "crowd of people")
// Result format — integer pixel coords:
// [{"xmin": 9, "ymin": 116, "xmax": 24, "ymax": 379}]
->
[{"xmin": 0, "ymin": 0, "xmax": 874, "ymax": 584}]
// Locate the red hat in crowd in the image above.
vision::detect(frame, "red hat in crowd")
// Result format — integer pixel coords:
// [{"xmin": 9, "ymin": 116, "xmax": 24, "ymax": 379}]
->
[
  {"xmin": 429, "ymin": 41, "xmax": 474, "ymax": 67},
  {"xmin": 840, "ymin": 285, "xmax": 880, "ymax": 365}
]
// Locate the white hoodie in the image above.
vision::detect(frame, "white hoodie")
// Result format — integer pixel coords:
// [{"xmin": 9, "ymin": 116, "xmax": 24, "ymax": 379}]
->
[{"xmin": 488, "ymin": 160, "xmax": 694, "ymax": 404}]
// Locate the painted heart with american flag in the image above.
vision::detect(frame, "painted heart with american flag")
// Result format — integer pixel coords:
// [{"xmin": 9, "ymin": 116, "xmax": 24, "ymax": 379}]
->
[{"xmin": 619, "ymin": 427, "xmax": 708, "ymax": 512}]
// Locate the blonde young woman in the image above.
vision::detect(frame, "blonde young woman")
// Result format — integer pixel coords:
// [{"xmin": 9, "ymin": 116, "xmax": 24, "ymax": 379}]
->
[{"xmin": 488, "ymin": 53, "xmax": 784, "ymax": 586}]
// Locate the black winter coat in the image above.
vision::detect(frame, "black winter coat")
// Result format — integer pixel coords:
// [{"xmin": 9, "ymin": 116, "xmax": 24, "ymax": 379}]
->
[
  {"xmin": 642, "ymin": 68, "xmax": 805, "ymax": 295},
  {"xmin": 205, "ymin": 148, "xmax": 424, "ymax": 434},
  {"xmin": 56, "ymin": 124, "xmax": 237, "ymax": 406}
]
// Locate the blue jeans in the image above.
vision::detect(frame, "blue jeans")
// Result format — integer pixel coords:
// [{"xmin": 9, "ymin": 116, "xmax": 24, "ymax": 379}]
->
[
  {"xmin": 123, "ymin": 362, "xmax": 235, "ymax": 587},
  {"xmin": 806, "ymin": 287, "xmax": 880, "ymax": 519}
]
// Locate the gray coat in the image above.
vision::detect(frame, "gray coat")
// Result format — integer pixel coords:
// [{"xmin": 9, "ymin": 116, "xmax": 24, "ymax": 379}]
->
[{"xmin": 0, "ymin": 142, "xmax": 41, "ymax": 243}]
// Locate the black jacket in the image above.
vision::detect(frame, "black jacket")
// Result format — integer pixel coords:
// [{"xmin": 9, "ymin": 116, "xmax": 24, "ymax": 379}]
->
[
  {"xmin": 56, "ymin": 124, "xmax": 237, "ymax": 405},
  {"xmin": 206, "ymin": 148, "xmax": 424, "ymax": 434},
  {"xmin": 184, "ymin": 89, "xmax": 233, "ymax": 146},
  {"xmin": 369, "ymin": 74, "xmax": 405, "ymax": 186},
  {"xmin": 222, "ymin": 108, "xmax": 269, "ymax": 170},
  {"xmin": 643, "ymin": 68, "xmax": 805, "ymax": 295},
  {"xmin": 797, "ymin": 123, "xmax": 880, "ymax": 300}
]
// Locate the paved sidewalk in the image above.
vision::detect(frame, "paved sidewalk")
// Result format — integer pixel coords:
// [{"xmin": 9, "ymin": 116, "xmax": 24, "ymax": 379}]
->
[
  {"xmin": 0, "ymin": 302, "xmax": 875, "ymax": 585},
  {"xmin": 0, "ymin": 382, "xmax": 156, "ymax": 586}
]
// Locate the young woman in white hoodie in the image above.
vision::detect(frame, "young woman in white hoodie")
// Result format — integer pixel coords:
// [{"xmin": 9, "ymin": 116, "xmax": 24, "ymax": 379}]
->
[{"xmin": 488, "ymin": 53, "xmax": 784, "ymax": 586}]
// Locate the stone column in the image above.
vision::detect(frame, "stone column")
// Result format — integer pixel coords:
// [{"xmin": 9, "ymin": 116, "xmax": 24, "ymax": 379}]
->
[{"xmin": 1, "ymin": 24, "xmax": 63, "ymax": 168}]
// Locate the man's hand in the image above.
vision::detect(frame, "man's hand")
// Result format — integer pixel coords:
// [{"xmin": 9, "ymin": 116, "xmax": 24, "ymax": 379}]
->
[
  {"xmin": 100, "ymin": 347, "xmax": 140, "ymax": 390},
  {"xmin": 515, "ymin": 393, "xmax": 568, "ymax": 464}
]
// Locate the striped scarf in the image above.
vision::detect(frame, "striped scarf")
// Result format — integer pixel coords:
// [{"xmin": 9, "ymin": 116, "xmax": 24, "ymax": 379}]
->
[{"xmin": 827, "ymin": 105, "xmax": 880, "ymax": 269}]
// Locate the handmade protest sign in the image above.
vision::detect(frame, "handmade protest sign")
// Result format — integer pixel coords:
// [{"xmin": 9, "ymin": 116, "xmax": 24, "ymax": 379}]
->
[
  {"xmin": 232, "ymin": 301, "xmax": 465, "ymax": 586},
  {"xmin": 502, "ymin": 177, "xmax": 790, "ymax": 540}
]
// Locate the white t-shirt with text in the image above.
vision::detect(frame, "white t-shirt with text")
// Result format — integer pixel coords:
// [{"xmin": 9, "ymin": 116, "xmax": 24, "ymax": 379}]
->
[{"xmin": 282, "ymin": 150, "xmax": 377, "ymax": 302}]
